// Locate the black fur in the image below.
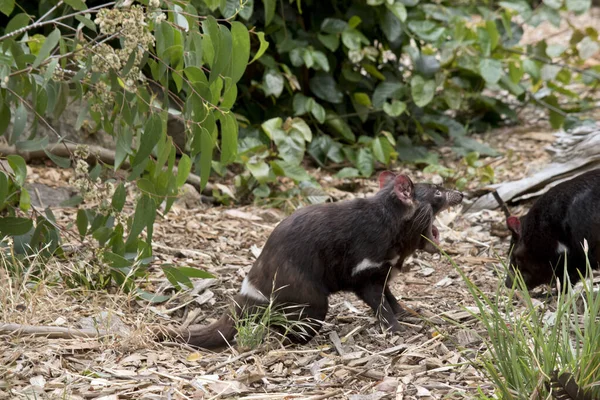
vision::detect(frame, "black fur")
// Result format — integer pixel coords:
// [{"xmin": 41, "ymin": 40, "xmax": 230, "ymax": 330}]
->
[
  {"xmin": 506, "ymin": 168, "xmax": 600, "ymax": 289},
  {"xmin": 164, "ymin": 172, "xmax": 463, "ymax": 349}
]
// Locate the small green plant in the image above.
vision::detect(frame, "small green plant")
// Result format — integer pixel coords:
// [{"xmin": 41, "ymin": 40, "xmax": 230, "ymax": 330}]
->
[
  {"xmin": 446, "ymin": 250, "xmax": 600, "ymax": 399},
  {"xmin": 233, "ymin": 284, "xmax": 319, "ymax": 349}
]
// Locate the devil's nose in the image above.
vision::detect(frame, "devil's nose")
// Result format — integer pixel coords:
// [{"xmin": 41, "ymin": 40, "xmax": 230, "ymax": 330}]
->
[{"xmin": 456, "ymin": 191, "xmax": 464, "ymax": 201}]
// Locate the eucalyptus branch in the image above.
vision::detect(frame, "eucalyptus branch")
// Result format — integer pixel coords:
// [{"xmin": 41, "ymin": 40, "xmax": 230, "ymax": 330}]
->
[
  {"xmin": 0, "ymin": 2, "xmax": 116, "ymax": 42},
  {"xmin": 503, "ymin": 47, "xmax": 600, "ymax": 82}
]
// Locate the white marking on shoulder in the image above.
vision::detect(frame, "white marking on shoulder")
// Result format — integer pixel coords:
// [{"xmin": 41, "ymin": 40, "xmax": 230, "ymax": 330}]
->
[
  {"xmin": 352, "ymin": 258, "xmax": 382, "ymax": 276},
  {"xmin": 240, "ymin": 276, "xmax": 267, "ymax": 301},
  {"xmin": 556, "ymin": 242, "xmax": 569, "ymax": 254}
]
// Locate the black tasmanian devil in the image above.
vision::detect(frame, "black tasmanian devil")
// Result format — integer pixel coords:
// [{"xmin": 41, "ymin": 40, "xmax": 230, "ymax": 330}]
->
[
  {"xmin": 505, "ymin": 168, "xmax": 600, "ymax": 289},
  {"xmin": 162, "ymin": 171, "xmax": 463, "ymax": 349}
]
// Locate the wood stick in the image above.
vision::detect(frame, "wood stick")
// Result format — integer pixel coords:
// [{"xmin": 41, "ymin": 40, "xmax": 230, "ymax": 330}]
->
[{"xmin": 0, "ymin": 323, "xmax": 122, "ymax": 339}]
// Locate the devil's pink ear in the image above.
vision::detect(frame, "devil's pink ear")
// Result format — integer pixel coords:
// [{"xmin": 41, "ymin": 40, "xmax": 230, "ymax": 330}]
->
[
  {"xmin": 394, "ymin": 174, "xmax": 414, "ymax": 203},
  {"xmin": 507, "ymin": 216, "xmax": 521, "ymax": 236},
  {"xmin": 378, "ymin": 171, "xmax": 397, "ymax": 189}
]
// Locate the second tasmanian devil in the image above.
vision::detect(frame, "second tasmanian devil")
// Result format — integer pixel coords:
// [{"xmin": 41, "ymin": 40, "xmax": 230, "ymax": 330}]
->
[
  {"xmin": 505, "ymin": 168, "xmax": 600, "ymax": 289},
  {"xmin": 165, "ymin": 171, "xmax": 463, "ymax": 349}
]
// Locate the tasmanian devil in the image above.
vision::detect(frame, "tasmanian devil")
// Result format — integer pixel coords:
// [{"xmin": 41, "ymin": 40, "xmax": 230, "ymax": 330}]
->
[
  {"xmin": 160, "ymin": 171, "xmax": 463, "ymax": 349},
  {"xmin": 505, "ymin": 168, "xmax": 600, "ymax": 289}
]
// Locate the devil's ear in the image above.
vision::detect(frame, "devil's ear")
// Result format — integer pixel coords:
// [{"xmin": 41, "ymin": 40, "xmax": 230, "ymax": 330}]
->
[
  {"xmin": 394, "ymin": 174, "xmax": 414, "ymax": 204},
  {"xmin": 378, "ymin": 170, "xmax": 397, "ymax": 189},
  {"xmin": 507, "ymin": 216, "xmax": 521, "ymax": 236}
]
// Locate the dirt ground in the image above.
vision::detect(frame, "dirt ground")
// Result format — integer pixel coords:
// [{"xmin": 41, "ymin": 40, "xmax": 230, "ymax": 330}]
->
[{"xmin": 2, "ymin": 9, "xmax": 600, "ymax": 400}]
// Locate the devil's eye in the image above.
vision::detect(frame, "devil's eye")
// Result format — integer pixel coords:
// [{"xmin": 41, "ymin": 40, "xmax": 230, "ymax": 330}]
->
[{"xmin": 435, "ymin": 190, "xmax": 442, "ymax": 196}]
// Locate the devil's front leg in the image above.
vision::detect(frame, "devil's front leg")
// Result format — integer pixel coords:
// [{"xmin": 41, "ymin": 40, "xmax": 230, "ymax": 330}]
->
[{"xmin": 355, "ymin": 281, "xmax": 402, "ymax": 333}]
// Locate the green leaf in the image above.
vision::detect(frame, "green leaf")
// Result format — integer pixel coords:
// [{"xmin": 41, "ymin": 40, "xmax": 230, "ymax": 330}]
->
[
  {"xmin": 263, "ymin": 0, "xmax": 276, "ymax": 25},
  {"xmin": 176, "ymin": 154, "xmax": 192, "ymax": 188},
  {"xmin": 356, "ymin": 148, "xmax": 374, "ymax": 177},
  {"xmin": 230, "ymin": 22, "xmax": 250, "ymax": 83},
  {"xmin": 75, "ymin": 15, "xmax": 96, "ymax": 32},
  {"xmin": 324, "ymin": 111, "xmax": 355, "ymax": 142},
  {"xmin": 312, "ymin": 51, "xmax": 330, "ymax": 72},
  {"xmin": 341, "ymin": 29, "xmax": 369, "ymax": 50},
  {"xmin": 577, "ymin": 37, "xmax": 599, "ymax": 60},
  {"xmin": 33, "ymin": 28, "xmax": 61, "ymax": 69},
  {"xmin": 321, "ymin": 18, "xmax": 348, "ymax": 34},
  {"xmin": 263, "ymin": 69, "xmax": 284, "ymax": 97},
  {"xmin": 309, "ymin": 72, "xmax": 343, "ymax": 104},
  {"xmin": 18, "ymin": 187, "xmax": 30, "ymax": 211},
  {"xmin": 220, "ymin": 113, "xmax": 238, "ymax": 165},
  {"xmin": 309, "ymin": 99, "xmax": 326, "ymax": 123},
  {"xmin": 0, "ymin": 172, "xmax": 7, "ymax": 205},
  {"xmin": 335, "ymin": 167, "xmax": 360, "ymax": 179},
  {"xmin": 545, "ymin": 95, "xmax": 565, "ymax": 129},
  {"xmin": 16, "ymin": 136, "xmax": 49, "ymax": 152},
  {"xmin": 272, "ymin": 160, "xmax": 311, "ymax": 182},
  {"xmin": 410, "ymin": 76, "xmax": 436, "ymax": 108},
  {"xmin": 291, "ymin": 118, "xmax": 312, "ymax": 142},
  {"xmin": 353, "ymin": 93, "xmax": 371, "ymax": 107},
  {"xmin": 546, "ymin": 44, "xmax": 567, "ymax": 58},
  {"xmin": 162, "ymin": 265, "xmax": 193, "ymax": 290},
  {"xmin": 127, "ymin": 195, "xmax": 156, "ymax": 245},
  {"xmin": 386, "ymin": 2, "xmax": 407, "ymax": 22},
  {"xmin": 76, "ymin": 209, "xmax": 88, "ymax": 237},
  {"xmin": 12, "ymin": 102, "xmax": 27, "ymax": 143},
  {"xmin": 566, "ymin": 0, "xmax": 590, "ymax": 13},
  {"xmin": 541, "ymin": 64, "xmax": 561, "ymax": 81},
  {"xmin": 0, "ymin": 0, "xmax": 15, "ymax": 16},
  {"xmin": 317, "ymin": 33, "xmax": 339, "ymax": 52},
  {"xmin": 112, "ymin": 183, "xmax": 126, "ymax": 212},
  {"xmin": 479, "ymin": 58, "xmax": 503, "ymax": 84},
  {"xmin": 132, "ymin": 114, "xmax": 162, "ymax": 167},
  {"xmin": 247, "ymin": 161, "xmax": 271, "ymax": 183},
  {"xmin": 443, "ymin": 87, "xmax": 462, "ymax": 110},
  {"xmin": 6, "ymin": 13, "xmax": 30, "ymax": 35},
  {"xmin": 372, "ymin": 81, "xmax": 403, "ymax": 108},
  {"xmin": 176, "ymin": 266, "xmax": 215, "ymax": 279},
  {"xmin": 543, "ymin": 0, "xmax": 563, "ymax": 8},
  {"xmin": 7, "ymin": 155, "xmax": 27, "ymax": 186},
  {"xmin": 136, "ymin": 289, "xmax": 171, "ymax": 304},
  {"xmin": 485, "ymin": 20, "xmax": 499, "ymax": 51},
  {"xmin": 381, "ymin": 10, "xmax": 402, "ymax": 42},
  {"xmin": 64, "ymin": 0, "xmax": 87, "ymax": 11},
  {"xmin": 249, "ymin": 32, "xmax": 269, "ymax": 64},
  {"xmin": 372, "ymin": 137, "xmax": 394, "ymax": 164},
  {"xmin": 0, "ymin": 217, "xmax": 33, "ymax": 236},
  {"xmin": 44, "ymin": 149, "xmax": 71, "ymax": 168},
  {"xmin": 199, "ymin": 127, "xmax": 214, "ymax": 190},
  {"xmin": 383, "ymin": 100, "xmax": 407, "ymax": 117}
]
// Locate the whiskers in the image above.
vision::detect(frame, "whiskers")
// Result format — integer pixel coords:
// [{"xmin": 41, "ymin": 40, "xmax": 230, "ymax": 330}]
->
[{"xmin": 409, "ymin": 203, "xmax": 433, "ymax": 234}]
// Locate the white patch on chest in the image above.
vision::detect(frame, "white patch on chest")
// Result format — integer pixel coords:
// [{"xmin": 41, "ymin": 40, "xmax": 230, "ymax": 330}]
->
[
  {"xmin": 556, "ymin": 242, "xmax": 569, "ymax": 254},
  {"xmin": 240, "ymin": 276, "xmax": 267, "ymax": 301},
  {"xmin": 352, "ymin": 258, "xmax": 382, "ymax": 276},
  {"xmin": 351, "ymin": 255, "xmax": 400, "ymax": 277}
]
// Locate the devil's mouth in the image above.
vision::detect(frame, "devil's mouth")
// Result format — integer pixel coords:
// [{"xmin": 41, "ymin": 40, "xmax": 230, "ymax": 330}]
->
[{"xmin": 420, "ymin": 224, "xmax": 440, "ymax": 254}]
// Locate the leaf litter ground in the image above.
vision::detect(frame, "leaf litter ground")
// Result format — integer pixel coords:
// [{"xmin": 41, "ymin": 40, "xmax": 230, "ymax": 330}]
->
[{"xmin": 0, "ymin": 123, "xmax": 572, "ymax": 400}]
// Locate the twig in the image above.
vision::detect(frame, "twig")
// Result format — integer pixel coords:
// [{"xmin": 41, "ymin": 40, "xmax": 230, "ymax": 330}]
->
[
  {"xmin": 205, "ymin": 349, "xmax": 260, "ymax": 373},
  {"xmin": 0, "ymin": 323, "xmax": 122, "ymax": 339},
  {"xmin": 0, "ymin": 143, "xmax": 214, "ymax": 195},
  {"xmin": 490, "ymin": 189, "xmax": 512, "ymax": 218},
  {"xmin": 303, "ymin": 389, "xmax": 345, "ymax": 400}
]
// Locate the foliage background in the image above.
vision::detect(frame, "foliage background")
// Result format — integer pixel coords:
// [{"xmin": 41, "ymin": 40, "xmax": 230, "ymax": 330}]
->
[{"xmin": 0, "ymin": 0, "xmax": 598, "ymax": 297}]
